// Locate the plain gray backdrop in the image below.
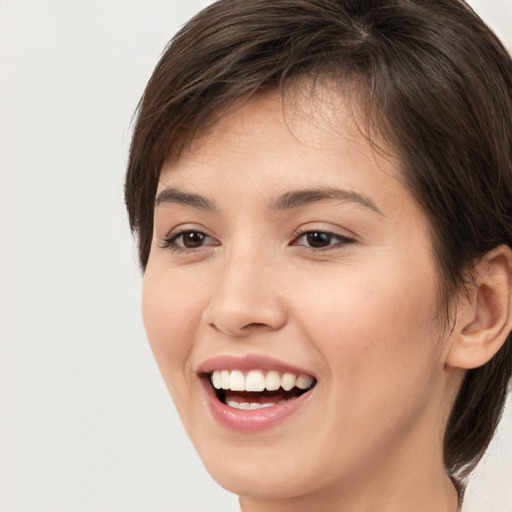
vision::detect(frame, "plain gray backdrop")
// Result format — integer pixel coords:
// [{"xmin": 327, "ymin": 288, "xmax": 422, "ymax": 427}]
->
[{"xmin": 1, "ymin": 1, "xmax": 511, "ymax": 511}]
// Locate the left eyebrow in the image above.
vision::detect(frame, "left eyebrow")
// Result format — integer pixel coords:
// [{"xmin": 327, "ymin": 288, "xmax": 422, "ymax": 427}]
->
[{"xmin": 271, "ymin": 187, "xmax": 383, "ymax": 216}]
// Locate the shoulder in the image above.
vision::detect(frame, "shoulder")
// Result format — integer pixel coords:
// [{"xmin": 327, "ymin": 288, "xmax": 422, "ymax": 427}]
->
[{"xmin": 461, "ymin": 489, "xmax": 501, "ymax": 512}]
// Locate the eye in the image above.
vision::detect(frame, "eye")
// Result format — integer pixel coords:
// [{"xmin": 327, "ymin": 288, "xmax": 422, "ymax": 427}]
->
[
  {"xmin": 161, "ymin": 229, "xmax": 217, "ymax": 251},
  {"xmin": 293, "ymin": 230, "xmax": 353, "ymax": 249}
]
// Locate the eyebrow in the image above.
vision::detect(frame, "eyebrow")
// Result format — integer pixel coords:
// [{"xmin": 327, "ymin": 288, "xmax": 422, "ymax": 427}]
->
[
  {"xmin": 154, "ymin": 188, "xmax": 216, "ymax": 211},
  {"xmin": 154, "ymin": 186, "xmax": 382, "ymax": 216},
  {"xmin": 271, "ymin": 187, "xmax": 383, "ymax": 215}
]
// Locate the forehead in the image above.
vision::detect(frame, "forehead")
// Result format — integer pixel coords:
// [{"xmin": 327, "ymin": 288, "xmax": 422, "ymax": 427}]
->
[
  {"xmin": 158, "ymin": 85, "xmax": 403, "ymax": 197},
  {"xmin": 191, "ymin": 83, "xmax": 377, "ymax": 148}
]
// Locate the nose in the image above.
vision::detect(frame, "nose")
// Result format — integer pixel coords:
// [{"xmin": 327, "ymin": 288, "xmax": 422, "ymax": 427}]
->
[{"xmin": 202, "ymin": 248, "xmax": 288, "ymax": 337}]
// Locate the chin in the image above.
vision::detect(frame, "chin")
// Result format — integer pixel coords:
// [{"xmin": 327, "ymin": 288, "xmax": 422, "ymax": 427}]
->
[{"xmin": 202, "ymin": 456, "xmax": 317, "ymax": 500}]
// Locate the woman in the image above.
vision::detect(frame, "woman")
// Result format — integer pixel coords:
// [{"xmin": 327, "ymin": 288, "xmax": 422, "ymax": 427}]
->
[{"xmin": 125, "ymin": 1, "xmax": 512, "ymax": 510}]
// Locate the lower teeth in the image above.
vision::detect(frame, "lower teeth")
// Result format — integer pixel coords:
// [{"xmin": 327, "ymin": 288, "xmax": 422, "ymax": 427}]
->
[{"xmin": 226, "ymin": 400, "xmax": 289, "ymax": 410}]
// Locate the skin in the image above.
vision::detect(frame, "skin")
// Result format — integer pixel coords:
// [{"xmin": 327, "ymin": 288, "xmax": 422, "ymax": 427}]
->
[{"xmin": 142, "ymin": 88, "xmax": 464, "ymax": 512}]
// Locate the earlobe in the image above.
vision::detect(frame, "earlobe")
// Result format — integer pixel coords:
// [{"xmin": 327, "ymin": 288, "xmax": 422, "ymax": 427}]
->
[{"xmin": 446, "ymin": 245, "xmax": 512, "ymax": 370}]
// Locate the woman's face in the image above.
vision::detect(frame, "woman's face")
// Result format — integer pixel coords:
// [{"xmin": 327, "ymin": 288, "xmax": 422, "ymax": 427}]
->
[{"xmin": 142, "ymin": 90, "xmax": 457, "ymax": 503}]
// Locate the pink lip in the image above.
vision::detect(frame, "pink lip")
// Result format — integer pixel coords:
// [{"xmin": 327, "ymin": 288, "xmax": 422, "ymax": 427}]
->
[
  {"xmin": 200, "ymin": 378, "xmax": 315, "ymax": 432},
  {"xmin": 197, "ymin": 354, "xmax": 316, "ymax": 433},
  {"xmin": 197, "ymin": 354, "xmax": 314, "ymax": 376}
]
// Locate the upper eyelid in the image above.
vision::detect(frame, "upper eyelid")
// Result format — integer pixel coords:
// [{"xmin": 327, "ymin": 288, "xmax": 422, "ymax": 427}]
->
[
  {"xmin": 163, "ymin": 224, "xmax": 215, "ymax": 239},
  {"xmin": 291, "ymin": 229, "xmax": 355, "ymax": 250},
  {"xmin": 166, "ymin": 229, "xmax": 215, "ymax": 242},
  {"xmin": 294, "ymin": 232, "xmax": 353, "ymax": 241},
  {"xmin": 167, "ymin": 227, "xmax": 207, "ymax": 238},
  {"xmin": 292, "ymin": 227, "xmax": 355, "ymax": 241}
]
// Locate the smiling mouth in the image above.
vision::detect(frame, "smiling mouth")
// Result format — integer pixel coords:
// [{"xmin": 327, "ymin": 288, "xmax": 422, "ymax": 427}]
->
[{"xmin": 208, "ymin": 369, "xmax": 316, "ymax": 410}]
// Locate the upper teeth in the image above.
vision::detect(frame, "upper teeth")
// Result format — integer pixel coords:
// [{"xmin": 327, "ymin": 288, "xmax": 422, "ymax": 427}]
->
[{"xmin": 210, "ymin": 370, "xmax": 314, "ymax": 392}]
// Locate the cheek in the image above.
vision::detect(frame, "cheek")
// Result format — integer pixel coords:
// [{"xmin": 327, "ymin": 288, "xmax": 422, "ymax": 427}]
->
[
  {"xmin": 141, "ymin": 265, "xmax": 207, "ymax": 392},
  {"xmin": 295, "ymin": 256, "xmax": 439, "ymax": 341},
  {"xmin": 291, "ymin": 259, "xmax": 443, "ymax": 412}
]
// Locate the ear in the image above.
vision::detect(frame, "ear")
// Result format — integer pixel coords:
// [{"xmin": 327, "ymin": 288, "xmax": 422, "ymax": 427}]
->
[{"xmin": 446, "ymin": 245, "xmax": 512, "ymax": 370}]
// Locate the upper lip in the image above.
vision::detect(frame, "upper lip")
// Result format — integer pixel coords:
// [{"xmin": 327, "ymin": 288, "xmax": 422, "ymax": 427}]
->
[{"xmin": 197, "ymin": 354, "xmax": 315, "ymax": 377}]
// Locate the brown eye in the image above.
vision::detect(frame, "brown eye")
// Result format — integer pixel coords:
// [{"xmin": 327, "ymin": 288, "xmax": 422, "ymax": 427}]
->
[
  {"xmin": 181, "ymin": 231, "xmax": 207, "ymax": 248},
  {"xmin": 162, "ymin": 230, "xmax": 217, "ymax": 251},
  {"xmin": 294, "ymin": 230, "xmax": 354, "ymax": 249},
  {"xmin": 305, "ymin": 232, "xmax": 332, "ymax": 248}
]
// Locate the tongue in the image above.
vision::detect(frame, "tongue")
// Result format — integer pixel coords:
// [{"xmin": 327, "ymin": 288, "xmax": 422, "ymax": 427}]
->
[{"xmin": 223, "ymin": 388, "xmax": 303, "ymax": 405}]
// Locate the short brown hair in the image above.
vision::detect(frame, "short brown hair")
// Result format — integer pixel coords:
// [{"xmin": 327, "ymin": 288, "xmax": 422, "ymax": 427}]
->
[{"xmin": 125, "ymin": 0, "xmax": 512, "ymax": 479}]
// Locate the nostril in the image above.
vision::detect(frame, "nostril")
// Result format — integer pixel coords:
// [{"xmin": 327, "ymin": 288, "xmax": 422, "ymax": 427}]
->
[
  {"xmin": 207, "ymin": 320, "xmax": 271, "ymax": 336},
  {"xmin": 243, "ymin": 322, "xmax": 269, "ymax": 330}
]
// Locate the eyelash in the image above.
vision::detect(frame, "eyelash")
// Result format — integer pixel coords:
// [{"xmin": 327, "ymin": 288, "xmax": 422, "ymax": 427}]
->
[
  {"xmin": 292, "ymin": 230, "xmax": 355, "ymax": 250},
  {"xmin": 160, "ymin": 229, "xmax": 217, "ymax": 253},
  {"xmin": 160, "ymin": 228, "xmax": 354, "ymax": 253}
]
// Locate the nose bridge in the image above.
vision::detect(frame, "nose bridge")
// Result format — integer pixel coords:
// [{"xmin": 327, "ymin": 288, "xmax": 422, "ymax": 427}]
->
[{"xmin": 204, "ymin": 236, "xmax": 286, "ymax": 336}]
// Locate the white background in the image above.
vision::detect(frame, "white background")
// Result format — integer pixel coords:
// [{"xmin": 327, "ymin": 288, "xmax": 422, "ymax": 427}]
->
[{"xmin": 1, "ymin": 1, "xmax": 511, "ymax": 511}]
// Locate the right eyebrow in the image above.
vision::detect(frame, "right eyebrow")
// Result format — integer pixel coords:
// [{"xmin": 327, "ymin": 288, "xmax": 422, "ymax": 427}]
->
[{"xmin": 154, "ymin": 188, "xmax": 216, "ymax": 212}]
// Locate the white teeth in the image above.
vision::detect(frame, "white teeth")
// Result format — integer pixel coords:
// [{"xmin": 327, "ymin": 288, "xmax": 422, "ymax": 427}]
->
[
  {"xmin": 211, "ymin": 371, "xmax": 222, "ymax": 389},
  {"xmin": 229, "ymin": 370, "xmax": 245, "ymax": 391},
  {"xmin": 226, "ymin": 400, "xmax": 275, "ymax": 410},
  {"xmin": 245, "ymin": 370, "xmax": 266, "ymax": 392},
  {"xmin": 220, "ymin": 370, "xmax": 230, "ymax": 390},
  {"xmin": 210, "ymin": 369, "xmax": 314, "ymax": 393},
  {"xmin": 249, "ymin": 402, "xmax": 273, "ymax": 410},
  {"xmin": 265, "ymin": 371, "xmax": 281, "ymax": 391},
  {"xmin": 281, "ymin": 373, "xmax": 296, "ymax": 391},
  {"xmin": 296, "ymin": 374, "xmax": 314, "ymax": 390}
]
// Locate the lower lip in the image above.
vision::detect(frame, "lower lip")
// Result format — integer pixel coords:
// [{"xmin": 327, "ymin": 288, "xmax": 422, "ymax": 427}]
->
[{"xmin": 201, "ymin": 379, "xmax": 314, "ymax": 433}]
